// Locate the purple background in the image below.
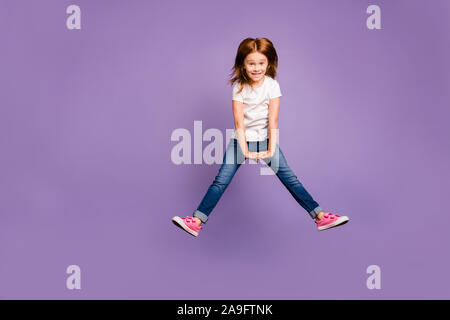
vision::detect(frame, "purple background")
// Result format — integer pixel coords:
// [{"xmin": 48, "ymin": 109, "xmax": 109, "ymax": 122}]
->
[{"xmin": 1, "ymin": 0, "xmax": 449, "ymax": 299}]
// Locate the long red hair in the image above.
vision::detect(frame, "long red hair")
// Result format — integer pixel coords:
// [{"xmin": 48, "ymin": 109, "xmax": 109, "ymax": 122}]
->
[{"xmin": 228, "ymin": 37, "xmax": 279, "ymax": 94}]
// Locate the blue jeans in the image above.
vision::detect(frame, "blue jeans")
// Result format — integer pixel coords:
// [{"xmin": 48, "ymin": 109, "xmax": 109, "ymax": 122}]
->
[{"xmin": 193, "ymin": 138, "xmax": 323, "ymax": 223}]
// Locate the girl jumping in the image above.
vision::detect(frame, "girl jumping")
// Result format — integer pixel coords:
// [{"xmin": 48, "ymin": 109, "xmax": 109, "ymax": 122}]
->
[{"xmin": 172, "ymin": 37, "xmax": 349, "ymax": 237}]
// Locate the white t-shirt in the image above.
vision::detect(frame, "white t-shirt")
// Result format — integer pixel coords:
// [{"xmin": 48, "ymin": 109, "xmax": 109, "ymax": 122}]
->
[{"xmin": 231, "ymin": 75, "xmax": 282, "ymax": 142}]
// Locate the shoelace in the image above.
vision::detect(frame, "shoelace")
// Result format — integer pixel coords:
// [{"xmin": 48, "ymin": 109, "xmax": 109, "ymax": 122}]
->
[
  {"xmin": 184, "ymin": 217, "xmax": 201, "ymax": 226},
  {"xmin": 316, "ymin": 213, "xmax": 339, "ymax": 223},
  {"xmin": 324, "ymin": 213, "xmax": 339, "ymax": 219}
]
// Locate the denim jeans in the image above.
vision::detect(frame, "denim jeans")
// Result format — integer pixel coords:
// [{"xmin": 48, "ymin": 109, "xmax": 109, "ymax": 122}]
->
[{"xmin": 193, "ymin": 138, "xmax": 323, "ymax": 223}]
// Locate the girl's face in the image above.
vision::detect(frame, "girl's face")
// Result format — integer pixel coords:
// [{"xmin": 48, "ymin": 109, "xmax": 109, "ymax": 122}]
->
[{"xmin": 243, "ymin": 51, "xmax": 268, "ymax": 83}]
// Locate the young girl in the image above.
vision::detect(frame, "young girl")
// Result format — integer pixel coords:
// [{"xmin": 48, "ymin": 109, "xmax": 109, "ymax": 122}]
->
[{"xmin": 172, "ymin": 37, "xmax": 349, "ymax": 237}]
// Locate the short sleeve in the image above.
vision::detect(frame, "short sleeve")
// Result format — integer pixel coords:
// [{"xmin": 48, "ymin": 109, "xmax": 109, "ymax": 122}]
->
[
  {"xmin": 232, "ymin": 83, "xmax": 244, "ymax": 102},
  {"xmin": 269, "ymin": 79, "xmax": 282, "ymax": 99}
]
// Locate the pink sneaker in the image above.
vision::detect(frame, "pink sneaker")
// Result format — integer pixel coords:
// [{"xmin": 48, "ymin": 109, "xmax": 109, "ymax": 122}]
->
[
  {"xmin": 172, "ymin": 216, "xmax": 202, "ymax": 237},
  {"xmin": 315, "ymin": 212, "xmax": 349, "ymax": 231}
]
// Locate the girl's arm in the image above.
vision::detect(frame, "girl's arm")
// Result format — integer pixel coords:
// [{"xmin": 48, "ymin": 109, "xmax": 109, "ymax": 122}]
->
[
  {"xmin": 232, "ymin": 100, "xmax": 251, "ymax": 158},
  {"xmin": 263, "ymin": 96, "xmax": 280, "ymax": 158}
]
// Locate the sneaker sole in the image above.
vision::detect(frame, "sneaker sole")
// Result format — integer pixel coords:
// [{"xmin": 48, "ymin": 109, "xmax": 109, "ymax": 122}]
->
[
  {"xmin": 172, "ymin": 216, "xmax": 199, "ymax": 237},
  {"xmin": 318, "ymin": 216, "xmax": 349, "ymax": 231}
]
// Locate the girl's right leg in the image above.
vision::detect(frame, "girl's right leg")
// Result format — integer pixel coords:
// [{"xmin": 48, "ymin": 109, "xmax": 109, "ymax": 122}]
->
[{"xmin": 192, "ymin": 138, "xmax": 246, "ymax": 224}]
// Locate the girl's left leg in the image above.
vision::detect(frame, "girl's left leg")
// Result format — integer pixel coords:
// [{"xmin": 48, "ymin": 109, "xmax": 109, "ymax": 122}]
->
[{"xmin": 260, "ymin": 140, "xmax": 323, "ymax": 220}]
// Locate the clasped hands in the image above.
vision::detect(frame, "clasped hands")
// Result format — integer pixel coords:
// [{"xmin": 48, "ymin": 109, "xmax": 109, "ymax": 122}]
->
[{"xmin": 245, "ymin": 149, "xmax": 275, "ymax": 161}]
